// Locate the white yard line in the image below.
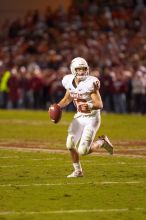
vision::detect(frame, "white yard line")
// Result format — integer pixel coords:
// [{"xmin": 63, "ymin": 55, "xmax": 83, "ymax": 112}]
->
[
  {"xmin": 0, "ymin": 162, "xmax": 146, "ymax": 168},
  {"xmin": 1, "ymin": 164, "xmax": 146, "ymax": 168},
  {"xmin": 0, "ymin": 181, "xmax": 145, "ymax": 187},
  {"xmin": 0, "ymin": 157, "xmax": 64, "ymax": 160},
  {"xmin": 0, "ymin": 165, "xmax": 24, "ymax": 168},
  {"xmin": 134, "ymin": 165, "xmax": 146, "ymax": 167},
  {"xmin": 0, "ymin": 156, "xmax": 19, "ymax": 159},
  {"xmin": 0, "ymin": 208, "xmax": 145, "ymax": 215}
]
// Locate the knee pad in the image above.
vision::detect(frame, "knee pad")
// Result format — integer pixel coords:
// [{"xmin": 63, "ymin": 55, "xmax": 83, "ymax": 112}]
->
[
  {"xmin": 78, "ymin": 129, "xmax": 94, "ymax": 156},
  {"xmin": 66, "ymin": 134, "xmax": 75, "ymax": 150},
  {"xmin": 78, "ymin": 146, "xmax": 87, "ymax": 156}
]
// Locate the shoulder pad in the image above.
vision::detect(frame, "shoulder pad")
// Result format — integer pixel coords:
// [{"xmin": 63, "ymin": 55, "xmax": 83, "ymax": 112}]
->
[
  {"xmin": 62, "ymin": 74, "xmax": 74, "ymax": 90},
  {"xmin": 86, "ymin": 76, "xmax": 100, "ymax": 93}
]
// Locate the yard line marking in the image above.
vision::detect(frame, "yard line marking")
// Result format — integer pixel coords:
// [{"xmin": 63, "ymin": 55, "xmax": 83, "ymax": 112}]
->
[
  {"xmin": 134, "ymin": 165, "xmax": 146, "ymax": 167},
  {"xmin": 0, "ymin": 156, "xmax": 145, "ymax": 167},
  {"xmin": 0, "ymin": 165, "xmax": 24, "ymax": 168},
  {"xmin": 0, "ymin": 157, "xmax": 144, "ymax": 166},
  {"xmin": 0, "ymin": 208, "xmax": 145, "ymax": 215},
  {"xmin": 0, "ymin": 156, "xmax": 19, "ymax": 159},
  {"xmin": 0, "ymin": 181, "xmax": 145, "ymax": 187},
  {"xmin": 0, "ymin": 157, "xmax": 63, "ymax": 161},
  {"xmin": 32, "ymin": 158, "xmax": 61, "ymax": 161},
  {"xmin": 1, "ymin": 163, "xmax": 146, "ymax": 168},
  {"xmin": 0, "ymin": 164, "xmax": 64, "ymax": 168},
  {"xmin": 1, "ymin": 155, "xmax": 145, "ymax": 165}
]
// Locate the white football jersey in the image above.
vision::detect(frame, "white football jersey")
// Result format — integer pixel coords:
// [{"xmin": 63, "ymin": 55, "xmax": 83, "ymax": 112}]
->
[{"xmin": 62, "ymin": 74, "xmax": 100, "ymax": 117}]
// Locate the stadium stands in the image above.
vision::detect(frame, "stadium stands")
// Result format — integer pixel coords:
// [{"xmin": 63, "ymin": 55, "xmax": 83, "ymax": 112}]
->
[{"xmin": 0, "ymin": 0, "xmax": 146, "ymax": 113}]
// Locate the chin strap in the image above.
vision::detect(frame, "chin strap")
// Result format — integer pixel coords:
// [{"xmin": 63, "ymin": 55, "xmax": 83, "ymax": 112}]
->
[
  {"xmin": 76, "ymin": 76, "xmax": 87, "ymax": 81},
  {"xmin": 74, "ymin": 71, "xmax": 89, "ymax": 81}
]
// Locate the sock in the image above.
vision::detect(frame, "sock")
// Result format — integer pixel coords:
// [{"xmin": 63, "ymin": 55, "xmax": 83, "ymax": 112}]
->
[
  {"xmin": 96, "ymin": 139, "xmax": 104, "ymax": 148},
  {"xmin": 73, "ymin": 162, "xmax": 82, "ymax": 172},
  {"xmin": 90, "ymin": 139, "xmax": 104, "ymax": 153}
]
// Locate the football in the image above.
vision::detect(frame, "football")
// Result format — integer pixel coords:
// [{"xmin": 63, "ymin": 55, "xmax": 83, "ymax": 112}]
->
[{"xmin": 49, "ymin": 104, "xmax": 62, "ymax": 123}]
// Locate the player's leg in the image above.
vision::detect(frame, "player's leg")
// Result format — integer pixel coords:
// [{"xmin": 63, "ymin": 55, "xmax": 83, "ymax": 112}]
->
[
  {"xmin": 77, "ymin": 113, "xmax": 101, "ymax": 156},
  {"xmin": 90, "ymin": 135, "xmax": 113, "ymax": 155},
  {"xmin": 66, "ymin": 118, "xmax": 84, "ymax": 178},
  {"xmin": 77, "ymin": 113, "xmax": 113, "ymax": 155},
  {"xmin": 78, "ymin": 126, "xmax": 95, "ymax": 155},
  {"xmin": 67, "ymin": 138, "xmax": 82, "ymax": 176}
]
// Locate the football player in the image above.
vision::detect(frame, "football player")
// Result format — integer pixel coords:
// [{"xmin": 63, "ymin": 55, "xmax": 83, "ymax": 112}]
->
[{"xmin": 56, "ymin": 57, "xmax": 113, "ymax": 177}]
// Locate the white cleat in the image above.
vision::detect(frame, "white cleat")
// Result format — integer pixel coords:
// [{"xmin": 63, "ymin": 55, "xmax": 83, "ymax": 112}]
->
[
  {"xmin": 99, "ymin": 135, "xmax": 114, "ymax": 155},
  {"xmin": 67, "ymin": 170, "xmax": 83, "ymax": 178}
]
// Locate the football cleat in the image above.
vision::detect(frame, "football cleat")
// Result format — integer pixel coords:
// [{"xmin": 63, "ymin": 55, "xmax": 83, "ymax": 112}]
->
[
  {"xmin": 99, "ymin": 135, "xmax": 113, "ymax": 155},
  {"xmin": 67, "ymin": 170, "xmax": 83, "ymax": 178}
]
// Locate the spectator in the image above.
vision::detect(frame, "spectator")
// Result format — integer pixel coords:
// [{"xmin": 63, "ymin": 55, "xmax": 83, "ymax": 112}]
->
[
  {"xmin": 112, "ymin": 71, "xmax": 127, "ymax": 113},
  {"xmin": 131, "ymin": 71, "xmax": 146, "ymax": 113},
  {"xmin": 7, "ymin": 67, "xmax": 20, "ymax": 108},
  {"xmin": 29, "ymin": 66, "xmax": 43, "ymax": 109},
  {"xmin": 0, "ymin": 1, "xmax": 146, "ymax": 113},
  {"xmin": 100, "ymin": 68, "xmax": 114, "ymax": 112},
  {"xmin": 0, "ymin": 65, "xmax": 11, "ymax": 108}
]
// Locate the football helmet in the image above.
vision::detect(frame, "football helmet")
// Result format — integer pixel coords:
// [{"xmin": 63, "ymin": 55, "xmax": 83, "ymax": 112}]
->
[{"xmin": 70, "ymin": 57, "xmax": 89, "ymax": 80}]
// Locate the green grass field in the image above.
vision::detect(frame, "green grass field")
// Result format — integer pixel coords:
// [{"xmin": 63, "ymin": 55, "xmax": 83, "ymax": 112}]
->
[{"xmin": 0, "ymin": 110, "xmax": 146, "ymax": 220}]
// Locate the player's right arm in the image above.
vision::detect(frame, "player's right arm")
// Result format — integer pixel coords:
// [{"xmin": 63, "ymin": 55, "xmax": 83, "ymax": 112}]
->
[{"xmin": 57, "ymin": 90, "xmax": 73, "ymax": 109}]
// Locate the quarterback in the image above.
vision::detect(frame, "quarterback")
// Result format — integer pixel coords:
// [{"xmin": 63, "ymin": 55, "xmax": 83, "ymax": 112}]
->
[{"xmin": 56, "ymin": 57, "xmax": 113, "ymax": 177}]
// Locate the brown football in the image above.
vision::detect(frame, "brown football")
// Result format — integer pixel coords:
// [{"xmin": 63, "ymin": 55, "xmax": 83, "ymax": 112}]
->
[{"xmin": 49, "ymin": 104, "xmax": 62, "ymax": 123}]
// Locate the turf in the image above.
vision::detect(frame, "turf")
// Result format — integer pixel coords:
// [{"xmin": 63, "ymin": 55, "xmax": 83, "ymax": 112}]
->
[
  {"xmin": 0, "ymin": 110, "xmax": 146, "ymax": 220},
  {"xmin": 0, "ymin": 150, "xmax": 146, "ymax": 220},
  {"xmin": 0, "ymin": 110, "xmax": 146, "ymax": 144}
]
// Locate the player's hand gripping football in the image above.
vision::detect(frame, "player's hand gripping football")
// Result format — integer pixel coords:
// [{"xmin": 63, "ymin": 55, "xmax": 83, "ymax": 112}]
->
[
  {"xmin": 48, "ymin": 104, "xmax": 62, "ymax": 123},
  {"xmin": 78, "ymin": 103, "xmax": 91, "ymax": 113}
]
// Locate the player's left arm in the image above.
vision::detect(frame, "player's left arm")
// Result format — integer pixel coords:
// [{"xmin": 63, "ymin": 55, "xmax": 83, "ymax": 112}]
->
[
  {"xmin": 90, "ymin": 90, "xmax": 103, "ymax": 110},
  {"xmin": 90, "ymin": 80, "xmax": 103, "ymax": 110},
  {"xmin": 79, "ymin": 89, "xmax": 103, "ymax": 112},
  {"xmin": 80, "ymin": 80, "xmax": 103, "ymax": 112}
]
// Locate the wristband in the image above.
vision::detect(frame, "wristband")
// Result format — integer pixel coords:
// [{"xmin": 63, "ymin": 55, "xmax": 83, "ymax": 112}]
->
[{"xmin": 88, "ymin": 103, "xmax": 94, "ymax": 110}]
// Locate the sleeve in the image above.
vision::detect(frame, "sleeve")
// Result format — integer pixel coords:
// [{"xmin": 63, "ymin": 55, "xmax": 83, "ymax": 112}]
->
[
  {"xmin": 62, "ymin": 75, "xmax": 69, "ymax": 90},
  {"xmin": 88, "ymin": 77, "xmax": 100, "ymax": 93}
]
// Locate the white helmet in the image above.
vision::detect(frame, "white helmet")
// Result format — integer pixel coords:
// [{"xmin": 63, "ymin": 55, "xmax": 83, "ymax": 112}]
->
[{"xmin": 70, "ymin": 57, "xmax": 89, "ymax": 80}]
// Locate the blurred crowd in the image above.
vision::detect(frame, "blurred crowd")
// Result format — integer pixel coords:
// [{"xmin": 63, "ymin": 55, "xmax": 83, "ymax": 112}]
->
[{"xmin": 0, "ymin": 0, "xmax": 146, "ymax": 113}]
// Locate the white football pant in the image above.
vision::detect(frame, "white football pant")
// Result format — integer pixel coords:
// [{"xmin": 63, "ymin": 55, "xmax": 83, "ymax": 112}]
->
[{"xmin": 66, "ymin": 112, "xmax": 101, "ymax": 155}]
